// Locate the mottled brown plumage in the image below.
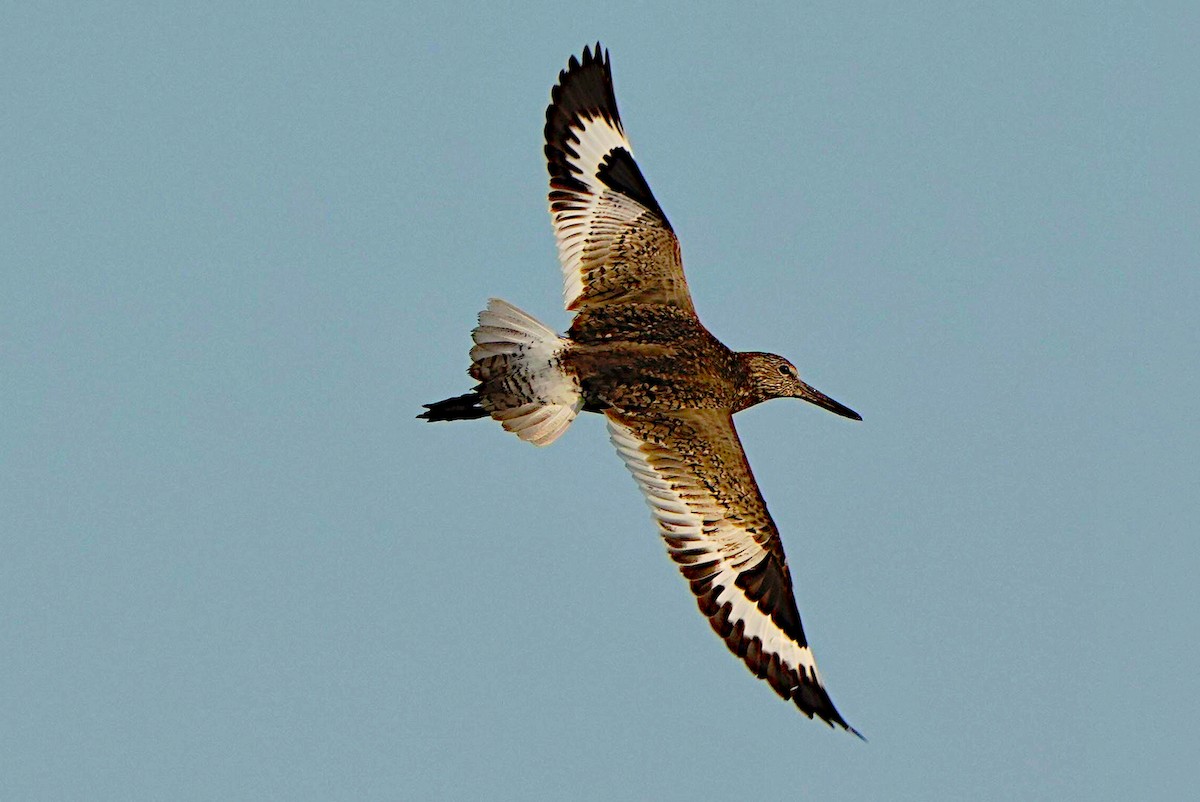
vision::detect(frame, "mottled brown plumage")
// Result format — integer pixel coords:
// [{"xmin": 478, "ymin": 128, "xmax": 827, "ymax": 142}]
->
[{"xmin": 421, "ymin": 44, "xmax": 863, "ymax": 736}]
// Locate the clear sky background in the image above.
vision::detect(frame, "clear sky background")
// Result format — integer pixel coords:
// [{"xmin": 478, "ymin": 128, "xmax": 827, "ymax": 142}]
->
[{"xmin": 3, "ymin": 2, "xmax": 1198, "ymax": 800}]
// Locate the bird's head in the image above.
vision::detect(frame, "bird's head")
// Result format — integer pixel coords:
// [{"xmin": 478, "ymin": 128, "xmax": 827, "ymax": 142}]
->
[{"xmin": 738, "ymin": 352, "xmax": 861, "ymax": 420}]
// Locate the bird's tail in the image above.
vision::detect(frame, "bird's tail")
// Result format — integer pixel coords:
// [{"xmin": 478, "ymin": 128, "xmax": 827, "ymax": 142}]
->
[
  {"xmin": 419, "ymin": 299, "xmax": 582, "ymax": 446},
  {"xmin": 417, "ymin": 392, "xmax": 487, "ymax": 422}
]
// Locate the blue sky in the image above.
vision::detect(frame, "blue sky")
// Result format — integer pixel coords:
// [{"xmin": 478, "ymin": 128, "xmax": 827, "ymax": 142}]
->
[{"xmin": 3, "ymin": 2, "xmax": 1198, "ymax": 800}]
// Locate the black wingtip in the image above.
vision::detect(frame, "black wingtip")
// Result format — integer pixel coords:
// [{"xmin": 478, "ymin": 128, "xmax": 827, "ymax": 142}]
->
[
  {"xmin": 825, "ymin": 700, "xmax": 865, "ymax": 741},
  {"xmin": 811, "ymin": 701, "xmax": 864, "ymax": 741},
  {"xmin": 545, "ymin": 42, "xmax": 622, "ymax": 168},
  {"xmin": 814, "ymin": 706, "xmax": 865, "ymax": 741},
  {"xmin": 580, "ymin": 41, "xmax": 607, "ymax": 65}
]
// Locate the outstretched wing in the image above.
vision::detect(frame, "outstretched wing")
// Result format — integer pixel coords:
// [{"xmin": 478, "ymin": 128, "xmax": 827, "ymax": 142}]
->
[
  {"xmin": 607, "ymin": 408, "xmax": 860, "ymax": 735},
  {"xmin": 545, "ymin": 44, "xmax": 695, "ymax": 315}
]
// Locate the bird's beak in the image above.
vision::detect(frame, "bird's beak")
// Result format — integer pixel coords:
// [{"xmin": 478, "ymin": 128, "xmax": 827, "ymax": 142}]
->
[{"xmin": 796, "ymin": 380, "xmax": 862, "ymax": 421}]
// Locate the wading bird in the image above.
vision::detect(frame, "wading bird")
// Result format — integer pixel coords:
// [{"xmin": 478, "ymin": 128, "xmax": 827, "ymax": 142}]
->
[{"xmin": 421, "ymin": 44, "xmax": 863, "ymax": 736}]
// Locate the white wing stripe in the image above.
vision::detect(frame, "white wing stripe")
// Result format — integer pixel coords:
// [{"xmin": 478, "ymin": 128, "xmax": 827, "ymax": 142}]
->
[
  {"xmin": 607, "ymin": 418, "xmax": 822, "ymax": 682},
  {"xmin": 551, "ymin": 114, "xmax": 644, "ymax": 309},
  {"xmin": 566, "ymin": 113, "xmax": 630, "ymax": 187}
]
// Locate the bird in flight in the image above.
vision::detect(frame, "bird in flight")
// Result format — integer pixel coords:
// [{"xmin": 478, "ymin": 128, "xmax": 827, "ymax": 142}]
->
[{"xmin": 421, "ymin": 44, "xmax": 863, "ymax": 736}]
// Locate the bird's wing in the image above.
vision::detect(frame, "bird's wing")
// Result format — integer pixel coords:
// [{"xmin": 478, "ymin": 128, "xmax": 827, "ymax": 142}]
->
[
  {"xmin": 606, "ymin": 407, "xmax": 859, "ymax": 735},
  {"xmin": 545, "ymin": 44, "xmax": 695, "ymax": 315}
]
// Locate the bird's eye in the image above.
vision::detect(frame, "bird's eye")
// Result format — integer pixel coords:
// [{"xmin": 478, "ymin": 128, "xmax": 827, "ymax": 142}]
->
[{"xmin": 778, "ymin": 364, "xmax": 794, "ymax": 377}]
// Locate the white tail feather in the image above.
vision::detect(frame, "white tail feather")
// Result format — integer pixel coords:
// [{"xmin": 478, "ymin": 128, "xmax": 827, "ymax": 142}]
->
[{"xmin": 469, "ymin": 299, "xmax": 582, "ymax": 446}]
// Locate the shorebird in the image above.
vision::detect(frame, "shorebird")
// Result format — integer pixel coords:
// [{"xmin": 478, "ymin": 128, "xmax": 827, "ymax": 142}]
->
[{"xmin": 421, "ymin": 44, "xmax": 863, "ymax": 736}]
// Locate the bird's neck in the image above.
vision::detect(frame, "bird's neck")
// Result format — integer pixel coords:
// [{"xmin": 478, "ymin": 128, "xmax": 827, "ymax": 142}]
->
[{"xmin": 731, "ymin": 352, "xmax": 771, "ymax": 413}]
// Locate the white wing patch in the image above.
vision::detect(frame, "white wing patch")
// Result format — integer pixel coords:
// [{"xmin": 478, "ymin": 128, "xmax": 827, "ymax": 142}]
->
[
  {"xmin": 550, "ymin": 113, "xmax": 640, "ymax": 310},
  {"xmin": 606, "ymin": 416, "xmax": 823, "ymax": 684}
]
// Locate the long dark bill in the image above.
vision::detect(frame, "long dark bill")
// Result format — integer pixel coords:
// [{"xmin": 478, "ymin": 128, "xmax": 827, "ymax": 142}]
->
[{"xmin": 796, "ymin": 381, "xmax": 862, "ymax": 421}]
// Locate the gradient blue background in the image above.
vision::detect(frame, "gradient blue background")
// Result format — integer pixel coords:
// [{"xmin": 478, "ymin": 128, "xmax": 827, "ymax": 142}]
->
[{"xmin": 4, "ymin": 2, "xmax": 1197, "ymax": 799}]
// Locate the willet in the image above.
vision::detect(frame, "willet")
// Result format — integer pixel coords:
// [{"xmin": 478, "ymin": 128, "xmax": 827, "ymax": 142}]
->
[{"xmin": 421, "ymin": 44, "xmax": 863, "ymax": 736}]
